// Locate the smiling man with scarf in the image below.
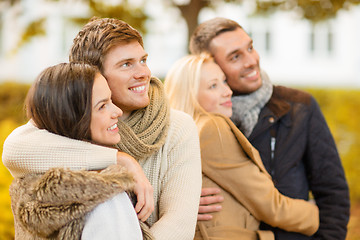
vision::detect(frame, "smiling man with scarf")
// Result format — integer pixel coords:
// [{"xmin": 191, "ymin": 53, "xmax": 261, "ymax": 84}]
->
[
  {"xmin": 3, "ymin": 17, "xmax": 202, "ymax": 240},
  {"xmin": 190, "ymin": 17, "xmax": 350, "ymax": 240}
]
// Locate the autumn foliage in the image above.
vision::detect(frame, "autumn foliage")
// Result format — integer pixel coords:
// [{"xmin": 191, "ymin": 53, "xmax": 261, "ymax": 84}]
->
[{"xmin": 0, "ymin": 82, "xmax": 359, "ymax": 239}]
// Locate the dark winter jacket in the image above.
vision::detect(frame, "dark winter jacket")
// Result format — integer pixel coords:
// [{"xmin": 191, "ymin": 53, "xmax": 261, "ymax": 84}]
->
[{"xmin": 233, "ymin": 85, "xmax": 350, "ymax": 240}]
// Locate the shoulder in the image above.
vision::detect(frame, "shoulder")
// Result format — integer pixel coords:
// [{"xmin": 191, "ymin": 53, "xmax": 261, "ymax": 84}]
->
[
  {"xmin": 273, "ymin": 85, "xmax": 313, "ymax": 105},
  {"xmin": 197, "ymin": 113, "xmax": 232, "ymax": 139},
  {"xmin": 4, "ymin": 121, "xmax": 79, "ymax": 146},
  {"xmin": 169, "ymin": 108, "xmax": 198, "ymax": 133},
  {"xmin": 162, "ymin": 109, "xmax": 200, "ymax": 149},
  {"xmin": 4, "ymin": 121, "xmax": 38, "ymax": 146}
]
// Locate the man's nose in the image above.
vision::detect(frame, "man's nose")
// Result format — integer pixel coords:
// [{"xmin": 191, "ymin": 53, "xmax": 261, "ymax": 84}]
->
[{"xmin": 243, "ymin": 53, "xmax": 257, "ymax": 68}]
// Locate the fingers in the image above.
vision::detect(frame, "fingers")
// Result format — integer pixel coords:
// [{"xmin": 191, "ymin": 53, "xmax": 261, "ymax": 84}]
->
[
  {"xmin": 134, "ymin": 190, "xmax": 145, "ymax": 214},
  {"xmin": 197, "ymin": 205, "xmax": 222, "ymax": 221},
  {"xmin": 199, "ymin": 194, "xmax": 224, "ymax": 205},
  {"xmin": 133, "ymin": 175, "xmax": 154, "ymax": 222},
  {"xmin": 197, "ymin": 187, "xmax": 224, "ymax": 221},
  {"xmin": 197, "ymin": 202, "xmax": 222, "ymax": 221},
  {"xmin": 199, "ymin": 204, "xmax": 222, "ymax": 214},
  {"xmin": 200, "ymin": 187, "xmax": 221, "ymax": 197},
  {"xmin": 136, "ymin": 185, "xmax": 154, "ymax": 222},
  {"xmin": 198, "ymin": 214, "xmax": 213, "ymax": 221}
]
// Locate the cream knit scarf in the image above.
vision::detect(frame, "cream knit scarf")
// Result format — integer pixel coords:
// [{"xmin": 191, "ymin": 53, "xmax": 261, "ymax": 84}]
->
[
  {"xmin": 116, "ymin": 77, "xmax": 170, "ymax": 161},
  {"xmin": 231, "ymin": 70, "xmax": 273, "ymax": 137}
]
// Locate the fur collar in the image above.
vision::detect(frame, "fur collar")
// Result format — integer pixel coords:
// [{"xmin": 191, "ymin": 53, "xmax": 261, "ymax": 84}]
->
[{"xmin": 10, "ymin": 165, "xmax": 134, "ymax": 239}]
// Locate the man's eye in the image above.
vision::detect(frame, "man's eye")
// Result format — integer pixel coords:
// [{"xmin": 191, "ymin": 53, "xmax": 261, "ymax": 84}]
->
[
  {"xmin": 121, "ymin": 62, "xmax": 130, "ymax": 67},
  {"xmin": 231, "ymin": 54, "xmax": 239, "ymax": 61},
  {"xmin": 140, "ymin": 58, "xmax": 147, "ymax": 64}
]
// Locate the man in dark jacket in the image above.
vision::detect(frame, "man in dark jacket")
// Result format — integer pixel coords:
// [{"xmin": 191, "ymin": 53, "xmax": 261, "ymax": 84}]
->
[{"xmin": 190, "ymin": 17, "xmax": 350, "ymax": 240}]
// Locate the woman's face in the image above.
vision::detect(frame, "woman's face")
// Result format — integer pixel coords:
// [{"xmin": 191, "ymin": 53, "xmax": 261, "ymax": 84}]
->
[
  {"xmin": 197, "ymin": 61, "xmax": 233, "ymax": 118},
  {"xmin": 90, "ymin": 73, "xmax": 123, "ymax": 146}
]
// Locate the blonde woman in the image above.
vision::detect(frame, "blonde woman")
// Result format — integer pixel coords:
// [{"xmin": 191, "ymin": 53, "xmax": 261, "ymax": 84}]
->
[{"xmin": 164, "ymin": 54, "xmax": 319, "ymax": 240}]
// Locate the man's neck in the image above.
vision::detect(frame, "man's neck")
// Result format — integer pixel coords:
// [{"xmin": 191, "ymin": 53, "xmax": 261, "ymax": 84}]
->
[{"xmin": 119, "ymin": 111, "xmax": 132, "ymax": 120}]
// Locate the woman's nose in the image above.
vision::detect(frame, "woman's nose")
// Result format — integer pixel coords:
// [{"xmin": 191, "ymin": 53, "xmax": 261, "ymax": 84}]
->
[
  {"xmin": 223, "ymin": 84, "xmax": 233, "ymax": 97},
  {"xmin": 112, "ymin": 104, "xmax": 123, "ymax": 118}
]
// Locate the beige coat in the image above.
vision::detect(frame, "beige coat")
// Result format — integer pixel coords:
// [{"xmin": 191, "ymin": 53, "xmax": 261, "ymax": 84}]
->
[{"xmin": 194, "ymin": 113, "xmax": 319, "ymax": 240}]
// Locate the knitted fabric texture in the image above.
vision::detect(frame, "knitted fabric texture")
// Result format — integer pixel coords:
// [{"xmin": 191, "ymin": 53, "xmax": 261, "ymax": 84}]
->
[
  {"xmin": 116, "ymin": 77, "xmax": 170, "ymax": 161},
  {"xmin": 231, "ymin": 70, "xmax": 273, "ymax": 137}
]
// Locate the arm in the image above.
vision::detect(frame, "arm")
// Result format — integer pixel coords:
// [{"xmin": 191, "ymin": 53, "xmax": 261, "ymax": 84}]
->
[
  {"xmin": 2, "ymin": 122, "xmax": 154, "ymax": 221},
  {"xmin": 116, "ymin": 152, "xmax": 154, "ymax": 221},
  {"xmin": 199, "ymin": 115, "xmax": 319, "ymax": 236},
  {"xmin": 2, "ymin": 121, "xmax": 117, "ymax": 178},
  {"xmin": 149, "ymin": 111, "xmax": 202, "ymax": 240},
  {"xmin": 306, "ymin": 98, "xmax": 350, "ymax": 240}
]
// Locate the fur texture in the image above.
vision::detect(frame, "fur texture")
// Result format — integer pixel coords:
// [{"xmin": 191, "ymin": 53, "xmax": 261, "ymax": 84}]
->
[{"xmin": 9, "ymin": 165, "xmax": 150, "ymax": 239}]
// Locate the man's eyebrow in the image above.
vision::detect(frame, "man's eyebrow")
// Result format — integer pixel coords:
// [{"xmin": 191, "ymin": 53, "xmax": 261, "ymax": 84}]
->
[
  {"xmin": 226, "ymin": 49, "xmax": 240, "ymax": 58},
  {"xmin": 226, "ymin": 40, "xmax": 253, "ymax": 58},
  {"xmin": 114, "ymin": 53, "xmax": 148, "ymax": 66},
  {"xmin": 114, "ymin": 58, "xmax": 133, "ymax": 66}
]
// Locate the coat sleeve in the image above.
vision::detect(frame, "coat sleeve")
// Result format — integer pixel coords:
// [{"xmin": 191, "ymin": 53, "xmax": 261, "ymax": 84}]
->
[
  {"xmin": 306, "ymin": 98, "xmax": 350, "ymax": 240},
  {"xmin": 199, "ymin": 115, "xmax": 319, "ymax": 236},
  {"xmin": 2, "ymin": 121, "xmax": 117, "ymax": 178}
]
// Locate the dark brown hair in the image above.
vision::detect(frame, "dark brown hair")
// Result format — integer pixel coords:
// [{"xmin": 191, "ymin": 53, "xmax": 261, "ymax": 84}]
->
[
  {"xmin": 26, "ymin": 62, "xmax": 99, "ymax": 141},
  {"xmin": 69, "ymin": 17, "xmax": 144, "ymax": 73},
  {"xmin": 189, "ymin": 17, "xmax": 242, "ymax": 54}
]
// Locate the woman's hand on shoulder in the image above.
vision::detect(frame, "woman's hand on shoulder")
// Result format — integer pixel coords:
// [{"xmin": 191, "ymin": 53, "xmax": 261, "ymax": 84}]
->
[{"xmin": 116, "ymin": 151, "xmax": 154, "ymax": 222}]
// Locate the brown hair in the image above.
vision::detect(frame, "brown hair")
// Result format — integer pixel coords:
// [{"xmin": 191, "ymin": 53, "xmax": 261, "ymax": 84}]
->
[
  {"xmin": 26, "ymin": 62, "xmax": 99, "ymax": 141},
  {"xmin": 189, "ymin": 17, "xmax": 242, "ymax": 54},
  {"xmin": 69, "ymin": 17, "xmax": 144, "ymax": 73}
]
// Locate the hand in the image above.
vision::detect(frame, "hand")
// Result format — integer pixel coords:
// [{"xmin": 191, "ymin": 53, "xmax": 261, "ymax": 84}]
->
[
  {"xmin": 198, "ymin": 187, "xmax": 224, "ymax": 221},
  {"xmin": 116, "ymin": 152, "xmax": 154, "ymax": 222}
]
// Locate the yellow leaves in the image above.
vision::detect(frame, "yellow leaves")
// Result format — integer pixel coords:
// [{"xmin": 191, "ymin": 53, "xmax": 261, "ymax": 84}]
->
[
  {"xmin": 306, "ymin": 88, "xmax": 360, "ymax": 203},
  {"xmin": 0, "ymin": 119, "xmax": 17, "ymax": 240}
]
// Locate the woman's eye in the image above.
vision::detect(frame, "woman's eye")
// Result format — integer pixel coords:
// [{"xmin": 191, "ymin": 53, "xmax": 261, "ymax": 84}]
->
[
  {"xmin": 99, "ymin": 104, "xmax": 106, "ymax": 110},
  {"xmin": 210, "ymin": 83, "xmax": 217, "ymax": 89},
  {"xmin": 140, "ymin": 58, "xmax": 147, "ymax": 64}
]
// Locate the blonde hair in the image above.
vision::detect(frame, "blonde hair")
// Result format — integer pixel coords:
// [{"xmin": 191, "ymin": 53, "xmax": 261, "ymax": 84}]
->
[{"xmin": 164, "ymin": 53, "xmax": 213, "ymax": 121}]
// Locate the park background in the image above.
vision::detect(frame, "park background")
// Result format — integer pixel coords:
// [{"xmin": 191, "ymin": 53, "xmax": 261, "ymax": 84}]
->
[{"xmin": 1, "ymin": 0, "xmax": 360, "ymax": 239}]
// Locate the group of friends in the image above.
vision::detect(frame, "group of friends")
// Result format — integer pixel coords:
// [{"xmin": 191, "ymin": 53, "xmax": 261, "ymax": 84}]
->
[{"xmin": 2, "ymin": 16, "xmax": 350, "ymax": 240}]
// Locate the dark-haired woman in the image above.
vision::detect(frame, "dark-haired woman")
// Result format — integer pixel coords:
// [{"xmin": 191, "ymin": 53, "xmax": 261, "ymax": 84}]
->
[{"xmin": 3, "ymin": 62, "xmax": 152, "ymax": 239}]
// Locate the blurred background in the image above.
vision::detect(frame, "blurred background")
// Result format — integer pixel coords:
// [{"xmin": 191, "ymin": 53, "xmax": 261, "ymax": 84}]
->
[{"xmin": 1, "ymin": 0, "xmax": 359, "ymax": 239}]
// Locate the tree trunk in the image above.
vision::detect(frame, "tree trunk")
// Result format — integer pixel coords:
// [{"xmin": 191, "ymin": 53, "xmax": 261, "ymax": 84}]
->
[{"xmin": 176, "ymin": 0, "xmax": 210, "ymax": 51}]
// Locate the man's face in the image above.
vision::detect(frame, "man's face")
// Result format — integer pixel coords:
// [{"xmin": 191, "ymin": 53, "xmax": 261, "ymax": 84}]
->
[
  {"xmin": 103, "ymin": 41, "xmax": 151, "ymax": 119},
  {"xmin": 209, "ymin": 28, "xmax": 262, "ymax": 95}
]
